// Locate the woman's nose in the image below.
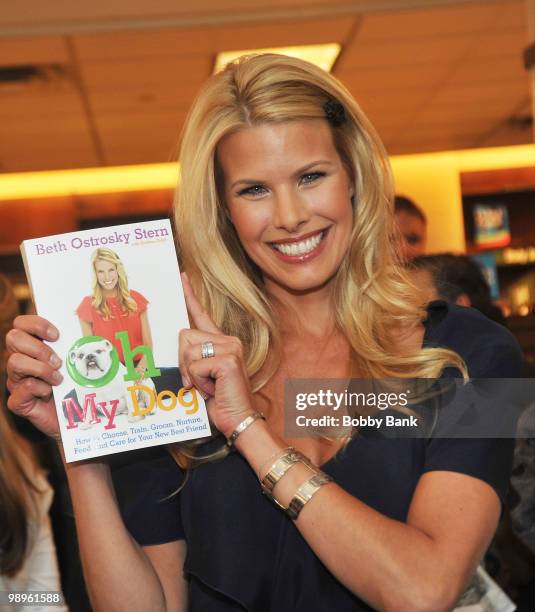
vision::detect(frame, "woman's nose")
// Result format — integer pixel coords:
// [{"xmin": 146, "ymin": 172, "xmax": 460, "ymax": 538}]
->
[{"xmin": 272, "ymin": 188, "xmax": 310, "ymax": 232}]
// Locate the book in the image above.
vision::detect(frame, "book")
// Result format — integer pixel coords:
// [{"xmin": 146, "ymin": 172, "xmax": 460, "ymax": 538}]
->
[
  {"xmin": 454, "ymin": 565, "xmax": 516, "ymax": 612},
  {"xmin": 20, "ymin": 219, "xmax": 211, "ymax": 462}
]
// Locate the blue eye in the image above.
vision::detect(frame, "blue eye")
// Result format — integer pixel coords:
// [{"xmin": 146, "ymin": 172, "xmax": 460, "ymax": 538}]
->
[
  {"xmin": 237, "ymin": 185, "xmax": 267, "ymax": 197},
  {"xmin": 300, "ymin": 172, "xmax": 325, "ymax": 185}
]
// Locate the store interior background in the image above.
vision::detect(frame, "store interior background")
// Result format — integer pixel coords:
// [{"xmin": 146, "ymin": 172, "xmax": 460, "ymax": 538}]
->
[{"xmin": 1, "ymin": 0, "xmax": 535, "ymax": 362}]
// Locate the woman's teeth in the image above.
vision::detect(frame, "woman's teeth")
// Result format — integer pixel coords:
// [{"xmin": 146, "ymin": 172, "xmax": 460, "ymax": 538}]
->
[{"xmin": 272, "ymin": 231, "xmax": 323, "ymax": 256}]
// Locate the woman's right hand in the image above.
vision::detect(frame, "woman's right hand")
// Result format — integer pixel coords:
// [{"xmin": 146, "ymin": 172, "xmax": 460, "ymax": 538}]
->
[{"xmin": 6, "ymin": 315, "xmax": 63, "ymax": 438}]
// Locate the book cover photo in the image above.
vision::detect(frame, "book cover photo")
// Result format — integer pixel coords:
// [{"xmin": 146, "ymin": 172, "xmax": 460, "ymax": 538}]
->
[{"xmin": 21, "ymin": 219, "xmax": 211, "ymax": 462}]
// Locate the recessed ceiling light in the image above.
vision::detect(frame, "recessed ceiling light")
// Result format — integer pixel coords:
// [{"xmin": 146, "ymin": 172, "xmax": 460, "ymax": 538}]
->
[{"xmin": 214, "ymin": 43, "xmax": 341, "ymax": 73}]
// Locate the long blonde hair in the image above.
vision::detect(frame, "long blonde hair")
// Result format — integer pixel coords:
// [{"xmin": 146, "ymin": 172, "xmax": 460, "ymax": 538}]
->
[
  {"xmin": 171, "ymin": 54, "xmax": 466, "ymax": 467},
  {"xmin": 90, "ymin": 248, "xmax": 137, "ymax": 319}
]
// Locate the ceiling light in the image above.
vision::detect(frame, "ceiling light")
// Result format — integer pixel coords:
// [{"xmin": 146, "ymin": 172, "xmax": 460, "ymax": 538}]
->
[
  {"xmin": 214, "ymin": 43, "xmax": 341, "ymax": 73},
  {"xmin": 0, "ymin": 164, "xmax": 179, "ymax": 200},
  {"xmin": 2, "ymin": 144, "xmax": 535, "ymax": 201}
]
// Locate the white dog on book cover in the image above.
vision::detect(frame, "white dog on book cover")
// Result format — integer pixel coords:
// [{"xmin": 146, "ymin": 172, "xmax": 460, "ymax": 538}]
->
[{"xmin": 68, "ymin": 338, "xmax": 155, "ymax": 429}]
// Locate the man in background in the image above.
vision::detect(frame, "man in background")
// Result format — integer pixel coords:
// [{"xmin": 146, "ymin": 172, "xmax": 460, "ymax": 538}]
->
[
  {"xmin": 394, "ymin": 195, "xmax": 427, "ymax": 261},
  {"xmin": 410, "ymin": 253, "xmax": 507, "ymax": 326}
]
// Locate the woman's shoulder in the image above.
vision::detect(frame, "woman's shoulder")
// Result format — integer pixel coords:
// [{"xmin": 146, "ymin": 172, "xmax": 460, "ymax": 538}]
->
[
  {"xmin": 129, "ymin": 289, "xmax": 148, "ymax": 305},
  {"xmin": 424, "ymin": 299, "xmax": 513, "ymax": 339},
  {"xmin": 424, "ymin": 299, "xmax": 518, "ymax": 348},
  {"xmin": 423, "ymin": 300, "xmax": 522, "ymax": 377},
  {"xmin": 76, "ymin": 294, "xmax": 94, "ymax": 311},
  {"xmin": 75, "ymin": 295, "xmax": 96, "ymax": 321}
]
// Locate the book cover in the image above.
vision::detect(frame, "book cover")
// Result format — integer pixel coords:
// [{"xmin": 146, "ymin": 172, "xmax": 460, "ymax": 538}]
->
[{"xmin": 20, "ymin": 219, "xmax": 211, "ymax": 462}]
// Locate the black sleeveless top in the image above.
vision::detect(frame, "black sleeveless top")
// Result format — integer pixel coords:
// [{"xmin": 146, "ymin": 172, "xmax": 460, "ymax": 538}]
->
[{"xmin": 112, "ymin": 301, "xmax": 522, "ymax": 611}]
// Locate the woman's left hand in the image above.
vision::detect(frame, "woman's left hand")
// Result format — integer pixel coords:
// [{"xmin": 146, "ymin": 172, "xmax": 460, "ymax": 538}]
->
[{"xmin": 179, "ymin": 273, "xmax": 256, "ymax": 439}]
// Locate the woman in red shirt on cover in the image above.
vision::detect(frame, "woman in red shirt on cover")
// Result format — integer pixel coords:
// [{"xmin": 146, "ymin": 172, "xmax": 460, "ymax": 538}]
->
[{"xmin": 76, "ymin": 247, "xmax": 153, "ymax": 378}]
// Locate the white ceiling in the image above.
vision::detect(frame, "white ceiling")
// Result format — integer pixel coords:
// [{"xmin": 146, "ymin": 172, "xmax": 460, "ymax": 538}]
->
[{"xmin": 0, "ymin": 0, "xmax": 531, "ymax": 172}]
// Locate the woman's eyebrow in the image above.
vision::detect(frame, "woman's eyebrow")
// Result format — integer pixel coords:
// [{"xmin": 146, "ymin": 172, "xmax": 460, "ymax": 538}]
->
[
  {"xmin": 230, "ymin": 160, "xmax": 334, "ymax": 189},
  {"xmin": 293, "ymin": 160, "xmax": 333, "ymax": 176},
  {"xmin": 230, "ymin": 178, "xmax": 265, "ymax": 189}
]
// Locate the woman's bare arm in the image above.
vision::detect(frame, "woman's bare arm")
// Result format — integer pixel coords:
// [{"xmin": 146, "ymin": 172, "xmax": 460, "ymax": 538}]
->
[
  {"xmin": 140, "ymin": 310, "xmax": 153, "ymax": 350},
  {"xmin": 144, "ymin": 542, "xmax": 189, "ymax": 611},
  {"xmin": 63, "ymin": 456, "xmax": 186, "ymax": 611},
  {"xmin": 79, "ymin": 319, "xmax": 93, "ymax": 337},
  {"xmin": 6, "ymin": 316, "xmax": 186, "ymax": 611},
  {"xmin": 236, "ymin": 421, "xmax": 500, "ymax": 612},
  {"xmin": 135, "ymin": 310, "xmax": 153, "ymax": 375}
]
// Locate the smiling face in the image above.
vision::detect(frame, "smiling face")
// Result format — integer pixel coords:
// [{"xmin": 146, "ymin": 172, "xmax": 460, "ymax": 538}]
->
[
  {"xmin": 94, "ymin": 259, "xmax": 119, "ymax": 295},
  {"xmin": 218, "ymin": 120, "xmax": 354, "ymax": 297}
]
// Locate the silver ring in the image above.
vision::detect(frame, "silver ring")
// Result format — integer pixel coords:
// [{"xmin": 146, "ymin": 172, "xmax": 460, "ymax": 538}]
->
[{"xmin": 201, "ymin": 341, "xmax": 215, "ymax": 359}]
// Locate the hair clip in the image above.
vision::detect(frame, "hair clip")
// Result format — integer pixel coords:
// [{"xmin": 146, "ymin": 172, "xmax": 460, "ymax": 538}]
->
[{"xmin": 323, "ymin": 98, "xmax": 346, "ymax": 127}]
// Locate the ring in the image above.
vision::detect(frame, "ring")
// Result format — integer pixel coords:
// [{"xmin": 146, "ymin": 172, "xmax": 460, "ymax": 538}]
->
[{"xmin": 201, "ymin": 341, "xmax": 215, "ymax": 359}]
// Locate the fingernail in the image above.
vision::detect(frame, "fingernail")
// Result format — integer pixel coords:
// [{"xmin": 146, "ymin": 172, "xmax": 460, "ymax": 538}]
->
[
  {"xmin": 49, "ymin": 354, "xmax": 61, "ymax": 368},
  {"xmin": 182, "ymin": 374, "xmax": 191, "ymax": 388},
  {"xmin": 47, "ymin": 326, "xmax": 59, "ymax": 340},
  {"xmin": 52, "ymin": 371, "xmax": 63, "ymax": 383}
]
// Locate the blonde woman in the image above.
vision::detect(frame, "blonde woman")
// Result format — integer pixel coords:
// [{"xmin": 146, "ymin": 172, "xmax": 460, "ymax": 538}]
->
[
  {"xmin": 76, "ymin": 248, "xmax": 153, "ymax": 376},
  {"xmin": 0, "ymin": 406, "xmax": 67, "ymax": 612},
  {"xmin": 6, "ymin": 55, "xmax": 522, "ymax": 611}
]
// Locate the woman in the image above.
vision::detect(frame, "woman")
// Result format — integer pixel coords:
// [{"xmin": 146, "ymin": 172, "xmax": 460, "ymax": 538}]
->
[
  {"xmin": 0, "ymin": 273, "xmax": 19, "ymax": 405},
  {"xmin": 0, "ymin": 404, "xmax": 67, "ymax": 612},
  {"xmin": 6, "ymin": 54, "xmax": 522, "ymax": 611},
  {"xmin": 76, "ymin": 247, "xmax": 153, "ymax": 377}
]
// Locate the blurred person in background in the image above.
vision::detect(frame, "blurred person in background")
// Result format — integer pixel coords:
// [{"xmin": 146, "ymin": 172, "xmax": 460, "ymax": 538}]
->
[
  {"xmin": 410, "ymin": 253, "xmax": 507, "ymax": 326},
  {"xmin": 0, "ymin": 404, "xmax": 68, "ymax": 612},
  {"xmin": 0, "ymin": 274, "xmax": 20, "ymax": 406},
  {"xmin": 410, "ymin": 252, "xmax": 535, "ymax": 610},
  {"xmin": 394, "ymin": 195, "xmax": 427, "ymax": 261},
  {"xmin": 1, "ymin": 273, "xmax": 90, "ymax": 611}
]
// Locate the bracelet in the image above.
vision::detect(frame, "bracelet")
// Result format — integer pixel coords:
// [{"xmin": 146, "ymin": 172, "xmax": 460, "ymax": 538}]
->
[
  {"xmin": 257, "ymin": 446, "xmax": 292, "ymax": 481},
  {"xmin": 261, "ymin": 449, "xmax": 315, "ymax": 509},
  {"xmin": 49, "ymin": 432, "xmax": 62, "ymax": 444},
  {"xmin": 286, "ymin": 471, "xmax": 332, "ymax": 521},
  {"xmin": 226, "ymin": 412, "xmax": 265, "ymax": 446}
]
